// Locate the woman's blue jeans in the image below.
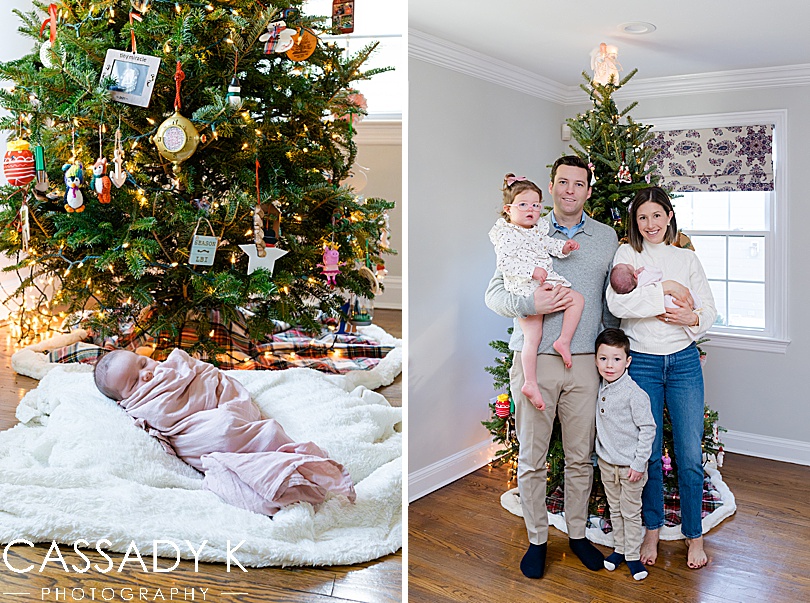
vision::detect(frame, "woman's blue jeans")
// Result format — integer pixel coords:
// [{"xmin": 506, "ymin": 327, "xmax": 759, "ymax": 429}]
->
[{"xmin": 628, "ymin": 343, "xmax": 705, "ymax": 539}]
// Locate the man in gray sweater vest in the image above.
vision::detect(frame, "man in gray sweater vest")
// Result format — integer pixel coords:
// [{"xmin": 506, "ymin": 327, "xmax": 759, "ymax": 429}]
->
[{"xmin": 484, "ymin": 156, "xmax": 619, "ymax": 578}]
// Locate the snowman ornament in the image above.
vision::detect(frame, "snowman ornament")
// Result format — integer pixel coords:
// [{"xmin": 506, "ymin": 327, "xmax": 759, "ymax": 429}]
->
[{"xmin": 260, "ymin": 20, "xmax": 296, "ymax": 54}]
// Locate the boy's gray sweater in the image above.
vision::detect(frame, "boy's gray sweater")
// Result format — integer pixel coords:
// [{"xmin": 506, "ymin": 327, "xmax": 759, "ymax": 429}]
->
[
  {"xmin": 595, "ymin": 371, "xmax": 656, "ymax": 473},
  {"xmin": 484, "ymin": 214, "xmax": 619, "ymax": 354}
]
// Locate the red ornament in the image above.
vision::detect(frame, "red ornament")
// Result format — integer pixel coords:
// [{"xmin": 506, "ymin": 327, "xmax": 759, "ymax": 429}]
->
[
  {"xmin": 4, "ymin": 140, "xmax": 36, "ymax": 187},
  {"xmin": 495, "ymin": 394, "xmax": 511, "ymax": 418}
]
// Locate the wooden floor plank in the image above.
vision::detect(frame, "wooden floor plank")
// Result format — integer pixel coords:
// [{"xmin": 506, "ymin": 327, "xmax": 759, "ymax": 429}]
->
[
  {"xmin": 0, "ymin": 309, "xmax": 402, "ymax": 603},
  {"xmin": 409, "ymin": 454, "xmax": 810, "ymax": 603}
]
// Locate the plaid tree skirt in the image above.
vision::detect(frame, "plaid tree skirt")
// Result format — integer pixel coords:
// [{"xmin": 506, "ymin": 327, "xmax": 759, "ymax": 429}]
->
[
  {"xmin": 546, "ymin": 474, "xmax": 725, "ymax": 533},
  {"xmin": 47, "ymin": 309, "xmax": 395, "ymax": 374},
  {"xmin": 500, "ymin": 462, "xmax": 736, "ymax": 543}
]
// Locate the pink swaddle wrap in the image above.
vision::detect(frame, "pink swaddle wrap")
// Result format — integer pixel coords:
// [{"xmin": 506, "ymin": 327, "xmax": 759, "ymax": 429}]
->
[{"xmin": 118, "ymin": 348, "xmax": 356, "ymax": 515}]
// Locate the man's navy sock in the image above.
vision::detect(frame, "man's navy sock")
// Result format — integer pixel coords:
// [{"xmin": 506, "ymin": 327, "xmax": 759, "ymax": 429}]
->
[
  {"xmin": 569, "ymin": 537, "xmax": 603, "ymax": 571},
  {"xmin": 520, "ymin": 542, "xmax": 547, "ymax": 579}
]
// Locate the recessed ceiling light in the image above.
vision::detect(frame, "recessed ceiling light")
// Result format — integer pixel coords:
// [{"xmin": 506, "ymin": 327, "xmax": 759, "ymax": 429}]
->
[{"xmin": 619, "ymin": 21, "xmax": 656, "ymax": 34}]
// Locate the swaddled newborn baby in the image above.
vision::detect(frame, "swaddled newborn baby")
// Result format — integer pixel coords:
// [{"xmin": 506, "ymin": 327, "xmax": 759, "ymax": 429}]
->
[
  {"xmin": 610, "ymin": 263, "xmax": 702, "ymax": 342},
  {"xmin": 94, "ymin": 348, "xmax": 356, "ymax": 515}
]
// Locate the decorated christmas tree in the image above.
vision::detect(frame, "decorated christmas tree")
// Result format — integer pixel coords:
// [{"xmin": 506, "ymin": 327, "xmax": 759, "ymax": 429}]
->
[
  {"xmin": 0, "ymin": 0, "xmax": 394, "ymax": 356},
  {"xmin": 565, "ymin": 68, "xmax": 659, "ymax": 239},
  {"xmin": 483, "ymin": 66, "xmax": 725, "ymax": 519}
]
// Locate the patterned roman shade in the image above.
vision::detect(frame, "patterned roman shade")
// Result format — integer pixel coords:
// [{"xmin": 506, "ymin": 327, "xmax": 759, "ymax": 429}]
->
[{"xmin": 648, "ymin": 124, "xmax": 774, "ymax": 192}]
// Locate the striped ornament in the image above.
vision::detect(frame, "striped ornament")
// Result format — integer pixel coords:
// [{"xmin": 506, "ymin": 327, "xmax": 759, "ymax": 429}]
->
[{"xmin": 4, "ymin": 140, "xmax": 36, "ymax": 187}]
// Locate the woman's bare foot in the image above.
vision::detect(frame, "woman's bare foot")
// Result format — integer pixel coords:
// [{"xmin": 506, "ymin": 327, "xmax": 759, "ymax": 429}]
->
[
  {"xmin": 685, "ymin": 536, "xmax": 708, "ymax": 569},
  {"xmin": 521, "ymin": 382, "xmax": 545, "ymax": 410},
  {"xmin": 640, "ymin": 528, "xmax": 659, "ymax": 565},
  {"xmin": 552, "ymin": 339, "xmax": 572, "ymax": 368}
]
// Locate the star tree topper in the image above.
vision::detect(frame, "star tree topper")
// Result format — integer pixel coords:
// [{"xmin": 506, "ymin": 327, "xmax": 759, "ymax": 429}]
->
[{"xmin": 238, "ymin": 244, "xmax": 287, "ymax": 275}]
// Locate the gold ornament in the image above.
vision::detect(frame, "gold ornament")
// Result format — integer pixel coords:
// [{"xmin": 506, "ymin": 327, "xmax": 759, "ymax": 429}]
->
[{"xmin": 152, "ymin": 112, "xmax": 200, "ymax": 164}]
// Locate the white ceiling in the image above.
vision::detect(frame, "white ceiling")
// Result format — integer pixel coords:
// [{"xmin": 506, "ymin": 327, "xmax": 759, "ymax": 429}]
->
[{"xmin": 409, "ymin": 0, "xmax": 810, "ymax": 86}]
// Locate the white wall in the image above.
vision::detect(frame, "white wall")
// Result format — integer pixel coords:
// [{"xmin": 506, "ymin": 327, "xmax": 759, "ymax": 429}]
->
[
  {"xmin": 408, "ymin": 58, "xmax": 565, "ymax": 498},
  {"xmin": 0, "ymin": 1, "xmax": 36, "ymax": 319},
  {"xmin": 355, "ymin": 123, "xmax": 403, "ymax": 309},
  {"xmin": 1, "ymin": 0, "xmax": 36, "ymax": 179}
]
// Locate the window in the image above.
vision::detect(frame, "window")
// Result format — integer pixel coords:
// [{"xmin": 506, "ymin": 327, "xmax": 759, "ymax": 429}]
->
[
  {"xmin": 673, "ymin": 191, "xmax": 768, "ymax": 330},
  {"xmin": 647, "ymin": 111, "xmax": 789, "ymax": 352},
  {"xmin": 305, "ymin": 0, "xmax": 404, "ymax": 118}
]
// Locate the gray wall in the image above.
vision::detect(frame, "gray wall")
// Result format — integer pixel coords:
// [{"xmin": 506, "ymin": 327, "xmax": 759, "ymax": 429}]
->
[{"xmin": 408, "ymin": 58, "xmax": 565, "ymax": 481}]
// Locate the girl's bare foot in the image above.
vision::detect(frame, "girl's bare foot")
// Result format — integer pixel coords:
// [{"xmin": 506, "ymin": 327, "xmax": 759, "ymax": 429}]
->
[
  {"xmin": 521, "ymin": 382, "xmax": 545, "ymax": 410},
  {"xmin": 640, "ymin": 528, "xmax": 659, "ymax": 565},
  {"xmin": 552, "ymin": 339, "xmax": 572, "ymax": 368},
  {"xmin": 685, "ymin": 536, "xmax": 708, "ymax": 569}
]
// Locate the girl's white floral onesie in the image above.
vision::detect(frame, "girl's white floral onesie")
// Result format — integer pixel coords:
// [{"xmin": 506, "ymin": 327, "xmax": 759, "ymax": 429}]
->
[{"xmin": 489, "ymin": 217, "xmax": 572, "ymax": 296}]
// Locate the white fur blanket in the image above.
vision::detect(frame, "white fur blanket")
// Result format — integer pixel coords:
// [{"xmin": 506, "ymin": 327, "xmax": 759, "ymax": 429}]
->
[{"xmin": 0, "ymin": 337, "xmax": 402, "ymax": 567}]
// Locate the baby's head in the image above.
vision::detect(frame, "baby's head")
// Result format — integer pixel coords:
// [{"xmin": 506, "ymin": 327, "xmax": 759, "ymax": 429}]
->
[
  {"xmin": 94, "ymin": 349, "xmax": 158, "ymax": 401},
  {"xmin": 610, "ymin": 263, "xmax": 638, "ymax": 294},
  {"xmin": 501, "ymin": 173, "xmax": 544, "ymax": 224}
]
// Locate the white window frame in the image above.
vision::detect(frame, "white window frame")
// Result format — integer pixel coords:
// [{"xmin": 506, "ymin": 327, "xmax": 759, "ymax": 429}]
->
[
  {"xmin": 305, "ymin": 0, "xmax": 404, "ymax": 121},
  {"xmin": 643, "ymin": 110, "xmax": 789, "ymax": 353}
]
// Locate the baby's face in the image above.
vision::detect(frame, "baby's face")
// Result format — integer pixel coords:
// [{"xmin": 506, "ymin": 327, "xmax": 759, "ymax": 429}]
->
[{"xmin": 104, "ymin": 351, "xmax": 159, "ymax": 400}]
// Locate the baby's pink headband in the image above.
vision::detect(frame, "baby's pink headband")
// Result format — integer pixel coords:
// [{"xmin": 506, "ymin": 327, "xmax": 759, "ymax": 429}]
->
[{"xmin": 506, "ymin": 175, "xmax": 527, "ymax": 186}]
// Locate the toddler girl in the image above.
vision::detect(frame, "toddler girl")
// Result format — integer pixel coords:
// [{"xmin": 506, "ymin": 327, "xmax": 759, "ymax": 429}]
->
[{"xmin": 488, "ymin": 174, "xmax": 585, "ymax": 409}]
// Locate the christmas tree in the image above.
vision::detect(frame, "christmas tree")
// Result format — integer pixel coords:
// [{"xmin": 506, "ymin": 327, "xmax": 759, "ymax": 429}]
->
[
  {"xmin": 565, "ymin": 69, "xmax": 659, "ymax": 239},
  {"xmin": 0, "ymin": 0, "xmax": 394, "ymax": 355},
  {"xmin": 483, "ymin": 68, "xmax": 725, "ymax": 518}
]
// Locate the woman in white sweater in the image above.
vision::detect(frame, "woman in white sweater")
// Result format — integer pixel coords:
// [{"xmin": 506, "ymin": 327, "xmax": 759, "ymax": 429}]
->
[{"xmin": 606, "ymin": 187, "xmax": 717, "ymax": 570}]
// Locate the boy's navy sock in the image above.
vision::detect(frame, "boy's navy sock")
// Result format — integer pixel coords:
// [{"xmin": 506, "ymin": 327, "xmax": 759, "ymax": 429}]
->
[
  {"xmin": 604, "ymin": 551, "xmax": 625, "ymax": 571},
  {"xmin": 569, "ymin": 537, "xmax": 603, "ymax": 571},
  {"xmin": 520, "ymin": 542, "xmax": 547, "ymax": 579},
  {"xmin": 627, "ymin": 559, "xmax": 648, "ymax": 580}
]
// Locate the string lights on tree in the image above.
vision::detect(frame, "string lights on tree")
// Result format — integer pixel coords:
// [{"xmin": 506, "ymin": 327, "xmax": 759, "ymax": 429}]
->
[{"xmin": 0, "ymin": 0, "xmax": 395, "ymax": 354}]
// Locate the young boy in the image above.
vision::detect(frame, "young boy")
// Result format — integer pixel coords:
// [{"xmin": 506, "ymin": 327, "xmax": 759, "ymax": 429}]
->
[{"xmin": 594, "ymin": 328, "xmax": 656, "ymax": 580}]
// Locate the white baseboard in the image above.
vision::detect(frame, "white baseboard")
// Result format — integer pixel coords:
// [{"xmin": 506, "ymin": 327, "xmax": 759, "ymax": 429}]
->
[
  {"xmin": 721, "ymin": 430, "xmax": 810, "ymax": 466},
  {"xmin": 375, "ymin": 276, "xmax": 402, "ymax": 310},
  {"xmin": 408, "ymin": 439, "xmax": 500, "ymax": 502}
]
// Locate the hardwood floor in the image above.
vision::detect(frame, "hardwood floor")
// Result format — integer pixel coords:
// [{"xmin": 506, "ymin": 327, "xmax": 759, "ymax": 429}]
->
[
  {"xmin": 409, "ymin": 456, "xmax": 810, "ymax": 603},
  {"xmin": 0, "ymin": 308, "xmax": 402, "ymax": 603}
]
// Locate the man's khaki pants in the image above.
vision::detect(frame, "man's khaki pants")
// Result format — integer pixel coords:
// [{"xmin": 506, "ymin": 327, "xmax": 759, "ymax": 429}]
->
[
  {"xmin": 511, "ymin": 352, "xmax": 599, "ymax": 544},
  {"xmin": 597, "ymin": 457, "xmax": 647, "ymax": 560}
]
